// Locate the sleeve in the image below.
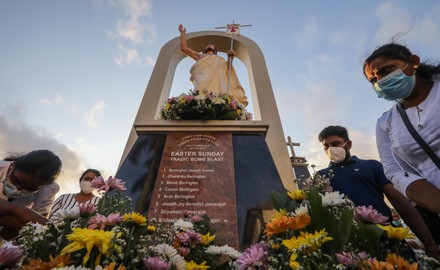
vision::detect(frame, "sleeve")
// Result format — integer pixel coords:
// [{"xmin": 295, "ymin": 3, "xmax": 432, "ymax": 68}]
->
[
  {"xmin": 376, "ymin": 116, "xmax": 423, "ymax": 195},
  {"xmin": 31, "ymin": 183, "xmax": 60, "ymax": 216},
  {"xmin": 48, "ymin": 194, "xmax": 64, "ymax": 219}
]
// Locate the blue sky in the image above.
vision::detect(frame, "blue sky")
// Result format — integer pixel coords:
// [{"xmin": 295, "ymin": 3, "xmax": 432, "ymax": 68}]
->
[{"xmin": 1, "ymin": 0, "xmax": 439, "ymax": 194}]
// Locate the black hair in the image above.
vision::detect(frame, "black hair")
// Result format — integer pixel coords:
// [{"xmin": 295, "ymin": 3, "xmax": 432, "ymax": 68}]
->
[
  {"xmin": 79, "ymin": 168, "xmax": 101, "ymax": 183},
  {"xmin": 318, "ymin": 126, "xmax": 349, "ymax": 142},
  {"xmin": 6, "ymin": 149, "xmax": 62, "ymax": 185},
  {"xmin": 363, "ymin": 42, "xmax": 440, "ymax": 81}
]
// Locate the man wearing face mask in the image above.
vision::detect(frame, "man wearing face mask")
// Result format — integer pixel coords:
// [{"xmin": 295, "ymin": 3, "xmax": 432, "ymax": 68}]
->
[
  {"xmin": 49, "ymin": 168, "xmax": 101, "ymax": 221},
  {"xmin": 316, "ymin": 125, "xmax": 440, "ymax": 259}
]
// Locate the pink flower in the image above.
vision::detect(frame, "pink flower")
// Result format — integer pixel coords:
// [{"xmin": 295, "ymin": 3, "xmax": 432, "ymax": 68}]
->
[
  {"xmin": 0, "ymin": 245, "xmax": 23, "ymax": 267},
  {"xmin": 79, "ymin": 202, "xmax": 97, "ymax": 216},
  {"xmin": 178, "ymin": 247, "xmax": 190, "ymax": 256},
  {"xmin": 185, "ymin": 95, "xmax": 194, "ymax": 101},
  {"xmin": 229, "ymin": 100, "xmax": 237, "ymax": 109},
  {"xmin": 91, "ymin": 176, "xmax": 126, "ymax": 192},
  {"xmin": 236, "ymin": 242, "xmax": 269, "ymax": 270},
  {"xmin": 87, "ymin": 213, "xmax": 122, "ymax": 229},
  {"xmin": 91, "ymin": 176, "xmax": 107, "ymax": 190},
  {"xmin": 191, "ymin": 215, "xmax": 203, "ymax": 223},
  {"xmin": 354, "ymin": 205, "xmax": 389, "ymax": 224},
  {"xmin": 143, "ymin": 257, "xmax": 170, "ymax": 270},
  {"xmin": 107, "ymin": 176, "xmax": 126, "ymax": 191}
]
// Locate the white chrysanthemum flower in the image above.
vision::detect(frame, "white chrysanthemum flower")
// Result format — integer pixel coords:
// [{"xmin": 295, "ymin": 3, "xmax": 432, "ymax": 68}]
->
[
  {"xmin": 52, "ymin": 266, "xmax": 89, "ymax": 270},
  {"xmin": 195, "ymin": 93, "xmax": 207, "ymax": 100},
  {"xmin": 169, "ymin": 254, "xmax": 186, "ymax": 270},
  {"xmin": 211, "ymin": 96, "xmax": 226, "ymax": 105},
  {"xmin": 172, "ymin": 219, "xmax": 194, "ymax": 231},
  {"xmin": 30, "ymin": 222, "xmax": 48, "ymax": 235},
  {"xmin": 294, "ymin": 205, "xmax": 309, "ymax": 216},
  {"xmin": 321, "ymin": 191, "xmax": 346, "ymax": 207},
  {"xmin": 51, "ymin": 208, "xmax": 80, "ymax": 221},
  {"xmin": 205, "ymin": 245, "xmax": 241, "ymax": 259},
  {"xmin": 154, "ymin": 243, "xmax": 178, "ymax": 258}
]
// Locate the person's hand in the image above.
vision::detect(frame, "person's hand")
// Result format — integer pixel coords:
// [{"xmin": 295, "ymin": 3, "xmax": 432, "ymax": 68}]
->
[
  {"xmin": 178, "ymin": 24, "xmax": 186, "ymax": 33},
  {"xmin": 227, "ymin": 49, "xmax": 236, "ymax": 57}
]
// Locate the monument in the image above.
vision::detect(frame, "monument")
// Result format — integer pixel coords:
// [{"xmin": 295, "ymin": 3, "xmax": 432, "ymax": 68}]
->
[{"xmin": 116, "ymin": 25, "xmax": 296, "ymax": 249}]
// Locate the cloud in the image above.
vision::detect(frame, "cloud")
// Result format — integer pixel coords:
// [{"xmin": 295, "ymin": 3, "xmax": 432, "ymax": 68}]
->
[
  {"xmin": 85, "ymin": 101, "xmax": 105, "ymax": 128},
  {"xmin": 0, "ymin": 102, "xmax": 84, "ymax": 195},
  {"xmin": 291, "ymin": 15, "xmax": 323, "ymax": 48},
  {"xmin": 39, "ymin": 93, "xmax": 65, "ymax": 106},
  {"xmin": 114, "ymin": 45, "xmax": 142, "ymax": 67}
]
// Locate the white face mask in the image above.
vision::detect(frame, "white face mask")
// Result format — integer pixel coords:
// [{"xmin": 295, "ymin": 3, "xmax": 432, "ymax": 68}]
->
[
  {"xmin": 2, "ymin": 179, "xmax": 35, "ymax": 199},
  {"xmin": 79, "ymin": 181, "xmax": 95, "ymax": 194},
  {"xmin": 326, "ymin": 142, "xmax": 347, "ymax": 164}
]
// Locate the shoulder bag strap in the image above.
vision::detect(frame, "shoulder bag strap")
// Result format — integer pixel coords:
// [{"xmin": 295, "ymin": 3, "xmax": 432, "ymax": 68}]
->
[{"xmin": 396, "ymin": 101, "xmax": 440, "ymax": 170}]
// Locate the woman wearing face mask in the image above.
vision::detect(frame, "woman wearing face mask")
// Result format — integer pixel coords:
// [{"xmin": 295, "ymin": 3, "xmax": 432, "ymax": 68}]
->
[
  {"xmin": 49, "ymin": 169, "xmax": 101, "ymax": 220},
  {"xmin": 364, "ymin": 43, "xmax": 440, "ymax": 243},
  {"xmin": 0, "ymin": 150, "xmax": 62, "ymax": 240}
]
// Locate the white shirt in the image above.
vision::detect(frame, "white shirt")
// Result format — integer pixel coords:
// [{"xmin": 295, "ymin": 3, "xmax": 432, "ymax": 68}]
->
[{"xmin": 376, "ymin": 78, "xmax": 440, "ymax": 195}]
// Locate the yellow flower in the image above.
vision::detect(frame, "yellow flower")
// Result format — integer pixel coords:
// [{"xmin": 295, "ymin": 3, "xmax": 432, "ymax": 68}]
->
[
  {"xmin": 186, "ymin": 260, "xmax": 210, "ymax": 270},
  {"xmin": 147, "ymin": 225, "xmax": 156, "ymax": 232},
  {"xmin": 378, "ymin": 224, "xmax": 412, "ymax": 241},
  {"xmin": 282, "ymin": 229, "xmax": 332, "ymax": 253},
  {"xmin": 287, "ymin": 189, "xmax": 306, "ymax": 202},
  {"xmin": 60, "ymin": 228, "xmax": 114, "ymax": 266},
  {"xmin": 289, "ymin": 253, "xmax": 301, "ymax": 269},
  {"xmin": 166, "ymin": 103, "xmax": 171, "ymax": 110},
  {"xmin": 265, "ymin": 214, "xmax": 311, "ymax": 238},
  {"xmin": 201, "ymin": 232, "xmax": 216, "ymax": 246},
  {"xmin": 123, "ymin": 211, "xmax": 147, "ymax": 225}
]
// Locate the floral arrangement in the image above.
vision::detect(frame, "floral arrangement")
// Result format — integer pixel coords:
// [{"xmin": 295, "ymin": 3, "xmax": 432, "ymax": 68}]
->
[
  {"xmin": 237, "ymin": 173, "xmax": 440, "ymax": 269},
  {"xmin": 158, "ymin": 90, "xmax": 252, "ymax": 121},
  {"xmin": 0, "ymin": 176, "xmax": 241, "ymax": 270},
  {"xmin": 1, "ymin": 174, "xmax": 439, "ymax": 269}
]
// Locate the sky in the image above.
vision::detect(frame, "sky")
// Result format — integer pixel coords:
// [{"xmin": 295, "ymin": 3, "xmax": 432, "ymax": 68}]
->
[{"xmin": 1, "ymin": 0, "xmax": 440, "ymax": 195}]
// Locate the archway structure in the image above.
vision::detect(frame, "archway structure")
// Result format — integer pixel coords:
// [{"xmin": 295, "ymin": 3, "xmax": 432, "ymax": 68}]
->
[{"xmin": 120, "ymin": 30, "xmax": 295, "ymax": 190}]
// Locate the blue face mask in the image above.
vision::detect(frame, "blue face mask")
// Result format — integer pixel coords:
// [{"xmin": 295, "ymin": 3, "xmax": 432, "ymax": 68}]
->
[{"xmin": 373, "ymin": 64, "xmax": 416, "ymax": 101}]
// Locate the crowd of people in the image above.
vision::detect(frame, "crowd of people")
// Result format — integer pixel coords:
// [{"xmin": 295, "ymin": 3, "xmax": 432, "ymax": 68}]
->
[{"xmin": 1, "ymin": 32, "xmax": 440, "ymax": 261}]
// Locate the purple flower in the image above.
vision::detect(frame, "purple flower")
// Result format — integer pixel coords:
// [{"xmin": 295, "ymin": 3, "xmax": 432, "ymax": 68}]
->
[
  {"xmin": 177, "ymin": 230, "xmax": 201, "ymax": 245},
  {"xmin": 0, "ymin": 245, "xmax": 23, "ymax": 267},
  {"xmin": 354, "ymin": 205, "xmax": 389, "ymax": 224},
  {"xmin": 336, "ymin": 251, "xmax": 369, "ymax": 267},
  {"xmin": 143, "ymin": 257, "xmax": 170, "ymax": 270},
  {"xmin": 236, "ymin": 242, "xmax": 269, "ymax": 270}
]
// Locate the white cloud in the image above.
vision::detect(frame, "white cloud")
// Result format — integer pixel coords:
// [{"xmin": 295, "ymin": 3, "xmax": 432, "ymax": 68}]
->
[
  {"xmin": 146, "ymin": 55, "xmax": 156, "ymax": 66},
  {"xmin": 85, "ymin": 101, "xmax": 105, "ymax": 128},
  {"xmin": 39, "ymin": 93, "xmax": 65, "ymax": 106},
  {"xmin": 114, "ymin": 45, "xmax": 142, "ymax": 67},
  {"xmin": 291, "ymin": 15, "xmax": 323, "ymax": 48}
]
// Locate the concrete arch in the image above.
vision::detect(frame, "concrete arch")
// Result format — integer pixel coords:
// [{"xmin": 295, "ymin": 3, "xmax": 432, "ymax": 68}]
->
[{"xmin": 121, "ymin": 31, "xmax": 295, "ymax": 189}]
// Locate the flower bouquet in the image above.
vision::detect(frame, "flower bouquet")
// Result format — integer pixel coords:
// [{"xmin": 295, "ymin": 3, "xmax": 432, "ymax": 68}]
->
[
  {"xmin": 1, "ymin": 176, "xmax": 242, "ymax": 270},
  {"xmin": 235, "ymin": 173, "xmax": 440, "ymax": 269},
  {"xmin": 158, "ymin": 90, "xmax": 252, "ymax": 120}
]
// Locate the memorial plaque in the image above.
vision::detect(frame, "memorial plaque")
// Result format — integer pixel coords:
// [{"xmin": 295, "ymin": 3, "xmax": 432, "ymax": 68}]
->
[{"xmin": 148, "ymin": 132, "xmax": 239, "ymax": 246}]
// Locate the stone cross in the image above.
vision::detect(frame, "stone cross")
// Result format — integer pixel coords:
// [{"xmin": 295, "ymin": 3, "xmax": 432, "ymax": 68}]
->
[{"xmin": 286, "ymin": 136, "xmax": 300, "ymax": 158}]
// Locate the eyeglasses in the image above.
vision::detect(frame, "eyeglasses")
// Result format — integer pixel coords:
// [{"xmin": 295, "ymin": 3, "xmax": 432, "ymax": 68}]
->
[{"xmin": 7, "ymin": 168, "xmax": 42, "ymax": 192}]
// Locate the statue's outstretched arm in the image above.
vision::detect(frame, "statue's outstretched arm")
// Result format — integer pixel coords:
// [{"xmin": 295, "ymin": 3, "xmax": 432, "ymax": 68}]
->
[{"xmin": 178, "ymin": 24, "xmax": 200, "ymax": 61}]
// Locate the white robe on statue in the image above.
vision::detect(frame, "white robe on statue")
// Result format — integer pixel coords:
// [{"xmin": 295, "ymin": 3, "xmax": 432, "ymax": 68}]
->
[{"xmin": 190, "ymin": 54, "xmax": 248, "ymax": 107}]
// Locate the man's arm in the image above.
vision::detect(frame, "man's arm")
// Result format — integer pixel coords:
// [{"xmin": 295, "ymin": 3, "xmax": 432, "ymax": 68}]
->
[
  {"xmin": 226, "ymin": 49, "xmax": 235, "ymax": 71},
  {"xmin": 178, "ymin": 24, "xmax": 200, "ymax": 61},
  {"xmin": 383, "ymin": 183, "xmax": 440, "ymax": 260}
]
